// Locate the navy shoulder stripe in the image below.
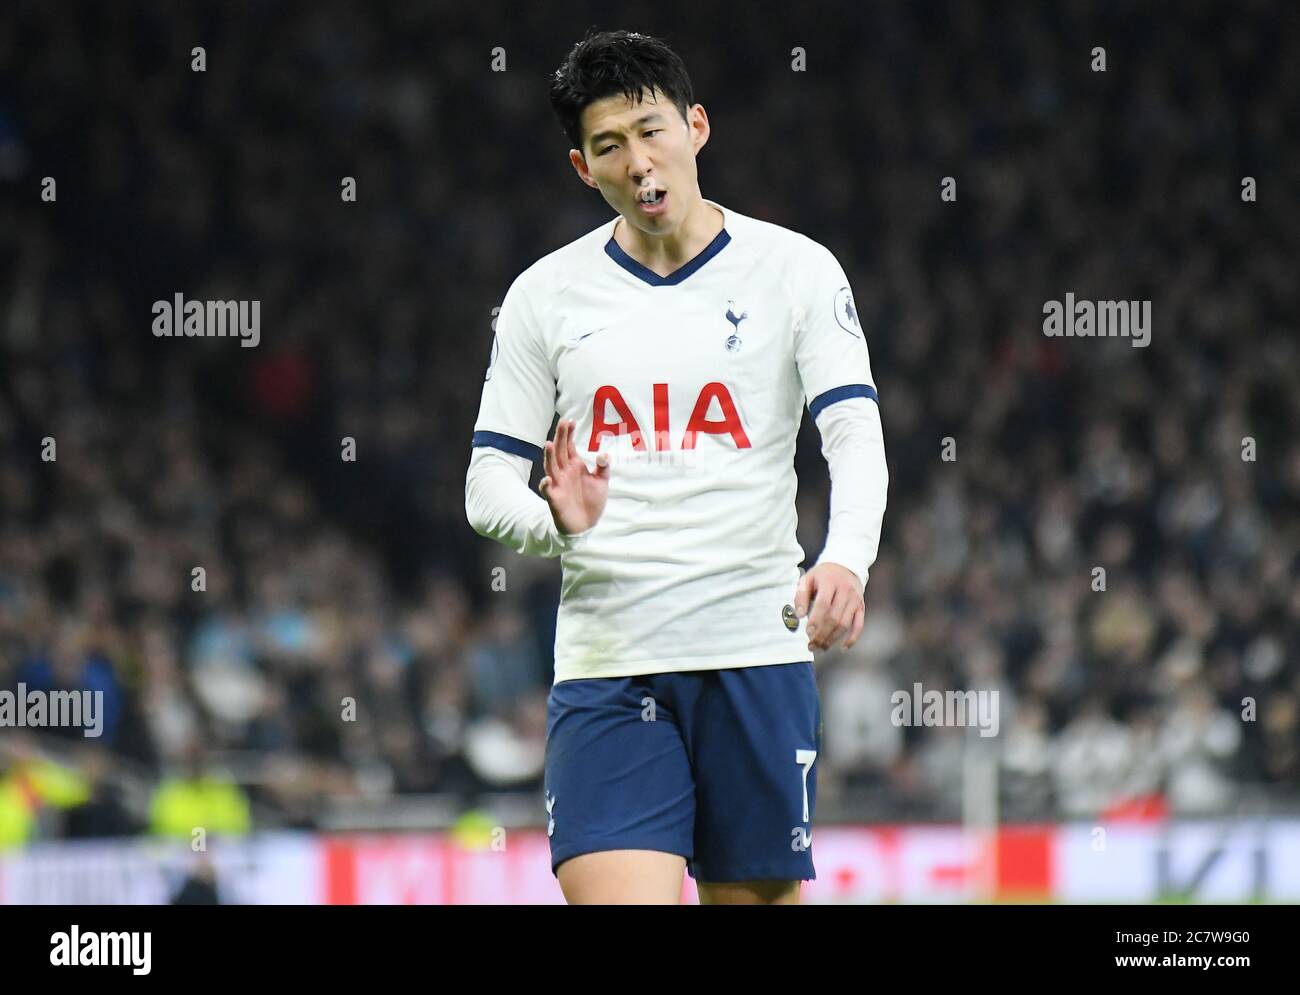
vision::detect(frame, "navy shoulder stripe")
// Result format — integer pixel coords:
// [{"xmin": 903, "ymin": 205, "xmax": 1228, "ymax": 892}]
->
[
  {"xmin": 809, "ymin": 384, "xmax": 879, "ymax": 420},
  {"xmin": 472, "ymin": 430, "xmax": 543, "ymax": 462}
]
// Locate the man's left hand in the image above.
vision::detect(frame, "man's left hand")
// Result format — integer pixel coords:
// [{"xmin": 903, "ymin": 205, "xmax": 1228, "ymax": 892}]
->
[{"xmin": 794, "ymin": 563, "xmax": 865, "ymax": 652}]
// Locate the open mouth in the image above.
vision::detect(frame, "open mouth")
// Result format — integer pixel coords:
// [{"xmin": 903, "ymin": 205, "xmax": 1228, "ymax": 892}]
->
[{"xmin": 638, "ymin": 188, "xmax": 668, "ymax": 212}]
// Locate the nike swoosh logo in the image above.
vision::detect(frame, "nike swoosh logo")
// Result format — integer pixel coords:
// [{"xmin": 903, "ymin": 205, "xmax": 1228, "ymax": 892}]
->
[{"xmin": 569, "ymin": 327, "xmax": 607, "ymax": 347}]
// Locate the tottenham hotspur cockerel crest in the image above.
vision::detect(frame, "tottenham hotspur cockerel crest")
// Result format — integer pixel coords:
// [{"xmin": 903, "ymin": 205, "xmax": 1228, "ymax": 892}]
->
[{"xmin": 725, "ymin": 300, "xmax": 748, "ymax": 352}]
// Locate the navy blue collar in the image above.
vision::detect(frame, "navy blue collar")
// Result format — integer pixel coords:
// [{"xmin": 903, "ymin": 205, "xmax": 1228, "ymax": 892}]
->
[{"xmin": 604, "ymin": 224, "xmax": 732, "ymax": 287}]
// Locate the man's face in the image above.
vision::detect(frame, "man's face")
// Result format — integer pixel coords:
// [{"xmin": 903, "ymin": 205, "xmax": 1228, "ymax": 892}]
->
[{"xmin": 570, "ymin": 87, "xmax": 709, "ymax": 234}]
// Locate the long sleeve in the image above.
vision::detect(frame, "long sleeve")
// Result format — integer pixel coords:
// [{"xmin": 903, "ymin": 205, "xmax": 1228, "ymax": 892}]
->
[
  {"xmin": 790, "ymin": 236, "xmax": 888, "ymax": 592},
  {"xmin": 465, "ymin": 445, "xmax": 592, "ymax": 558},
  {"xmin": 811, "ymin": 395, "xmax": 888, "ymax": 591},
  {"xmin": 466, "ymin": 270, "xmax": 591, "ymax": 558}
]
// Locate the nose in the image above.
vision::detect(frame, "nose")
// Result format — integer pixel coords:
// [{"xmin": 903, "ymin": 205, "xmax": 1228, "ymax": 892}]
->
[{"xmin": 628, "ymin": 145, "xmax": 654, "ymax": 180}]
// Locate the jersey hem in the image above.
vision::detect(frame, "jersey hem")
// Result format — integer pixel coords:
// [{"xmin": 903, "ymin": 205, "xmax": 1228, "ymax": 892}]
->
[{"xmin": 552, "ymin": 649, "xmax": 815, "ymax": 684}]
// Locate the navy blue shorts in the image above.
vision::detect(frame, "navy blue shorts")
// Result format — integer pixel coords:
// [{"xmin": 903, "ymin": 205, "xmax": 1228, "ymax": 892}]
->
[{"xmin": 543, "ymin": 662, "xmax": 821, "ymax": 883}]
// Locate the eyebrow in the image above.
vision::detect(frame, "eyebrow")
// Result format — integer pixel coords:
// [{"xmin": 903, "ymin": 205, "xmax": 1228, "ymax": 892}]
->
[{"xmin": 587, "ymin": 112, "xmax": 666, "ymax": 148}]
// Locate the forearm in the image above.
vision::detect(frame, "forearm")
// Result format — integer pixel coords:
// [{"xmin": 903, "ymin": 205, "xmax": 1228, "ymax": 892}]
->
[
  {"xmin": 465, "ymin": 446, "xmax": 589, "ymax": 558},
  {"xmin": 812, "ymin": 396, "xmax": 888, "ymax": 590}
]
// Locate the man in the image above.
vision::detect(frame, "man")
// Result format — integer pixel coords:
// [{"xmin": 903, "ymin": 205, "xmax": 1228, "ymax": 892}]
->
[{"xmin": 465, "ymin": 29, "xmax": 887, "ymax": 904}]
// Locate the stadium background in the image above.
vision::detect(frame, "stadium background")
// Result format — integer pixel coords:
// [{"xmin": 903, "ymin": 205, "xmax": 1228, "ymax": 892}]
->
[{"xmin": 1, "ymin": 0, "xmax": 1297, "ymax": 902}]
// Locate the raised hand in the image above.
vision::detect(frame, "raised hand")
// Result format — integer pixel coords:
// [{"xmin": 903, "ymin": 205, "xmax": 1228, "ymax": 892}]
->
[{"xmin": 538, "ymin": 418, "xmax": 611, "ymax": 536}]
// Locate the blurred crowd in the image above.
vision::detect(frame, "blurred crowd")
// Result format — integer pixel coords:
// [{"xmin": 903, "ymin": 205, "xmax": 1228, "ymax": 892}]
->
[{"xmin": 1, "ymin": 1, "xmax": 1297, "ymax": 848}]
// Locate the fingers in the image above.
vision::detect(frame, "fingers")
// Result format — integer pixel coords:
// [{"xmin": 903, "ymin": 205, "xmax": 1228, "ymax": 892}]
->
[
  {"xmin": 566, "ymin": 417, "xmax": 580, "ymax": 466},
  {"xmin": 842, "ymin": 604, "xmax": 866, "ymax": 650},
  {"xmin": 794, "ymin": 572, "xmax": 813, "ymax": 618},
  {"xmin": 541, "ymin": 420, "xmax": 593, "ymax": 499},
  {"xmin": 811, "ymin": 605, "xmax": 852, "ymax": 651},
  {"xmin": 807, "ymin": 587, "xmax": 864, "ymax": 651},
  {"xmin": 548, "ymin": 418, "xmax": 600, "ymax": 481},
  {"xmin": 550, "ymin": 418, "xmax": 588, "ymax": 476},
  {"xmin": 552, "ymin": 419, "xmax": 569, "ymax": 474},
  {"xmin": 806, "ymin": 584, "xmax": 839, "ymax": 650}
]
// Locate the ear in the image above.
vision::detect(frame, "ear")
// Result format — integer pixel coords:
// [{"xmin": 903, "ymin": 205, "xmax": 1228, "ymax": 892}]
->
[
  {"xmin": 687, "ymin": 103, "xmax": 711, "ymax": 154},
  {"xmin": 568, "ymin": 148, "xmax": 599, "ymax": 189}
]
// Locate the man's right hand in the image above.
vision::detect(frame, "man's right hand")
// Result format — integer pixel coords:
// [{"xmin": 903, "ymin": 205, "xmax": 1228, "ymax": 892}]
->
[{"xmin": 538, "ymin": 418, "xmax": 610, "ymax": 536}]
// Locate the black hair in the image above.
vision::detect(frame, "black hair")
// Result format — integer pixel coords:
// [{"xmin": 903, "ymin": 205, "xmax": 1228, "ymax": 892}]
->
[{"xmin": 548, "ymin": 29, "xmax": 696, "ymax": 153}]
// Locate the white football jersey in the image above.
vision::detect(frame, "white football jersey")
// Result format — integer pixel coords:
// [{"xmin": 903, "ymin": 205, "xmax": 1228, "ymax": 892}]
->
[{"xmin": 471, "ymin": 199, "xmax": 880, "ymax": 682}]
